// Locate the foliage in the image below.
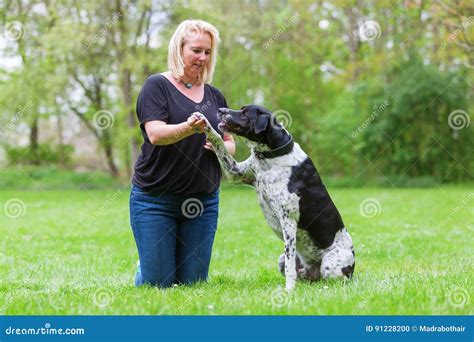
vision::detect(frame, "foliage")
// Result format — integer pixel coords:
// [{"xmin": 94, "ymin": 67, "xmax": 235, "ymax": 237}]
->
[
  {"xmin": 0, "ymin": 0, "xmax": 472, "ymax": 183},
  {"xmin": 356, "ymin": 58, "xmax": 472, "ymax": 181},
  {"xmin": 5, "ymin": 143, "xmax": 74, "ymax": 166},
  {"xmin": 0, "ymin": 166, "xmax": 121, "ymax": 190}
]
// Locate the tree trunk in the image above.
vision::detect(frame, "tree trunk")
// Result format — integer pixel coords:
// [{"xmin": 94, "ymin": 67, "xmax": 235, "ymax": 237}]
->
[
  {"xmin": 102, "ymin": 130, "xmax": 119, "ymax": 178},
  {"xmin": 121, "ymin": 67, "xmax": 139, "ymax": 178},
  {"xmin": 344, "ymin": 6, "xmax": 361, "ymax": 81},
  {"xmin": 57, "ymin": 111, "xmax": 65, "ymax": 166},
  {"xmin": 29, "ymin": 115, "xmax": 39, "ymax": 165}
]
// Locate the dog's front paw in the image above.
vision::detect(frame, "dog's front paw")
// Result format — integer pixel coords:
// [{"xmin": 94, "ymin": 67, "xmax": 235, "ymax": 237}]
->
[
  {"xmin": 191, "ymin": 111, "xmax": 205, "ymax": 120},
  {"xmin": 191, "ymin": 112, "xmax": 212, "ymax": 132},
  {"xmin": 191, "ymin": 112, "xmax": 212, "ymax": 133}
]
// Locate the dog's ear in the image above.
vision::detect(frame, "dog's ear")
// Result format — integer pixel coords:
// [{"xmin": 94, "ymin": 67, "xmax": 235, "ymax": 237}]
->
[
  {"xmin": 241, "ymin": 105, "xmax": 272, "ymax": 113},
  {"xmin": 240, "ymin": 104, "xmax": 254, "ymax": 113},
  {"xmin": 254, "ymin": 113, "xmax": 270, "ymax": 134},
  {"xmin": 242, "ymin": 105, "xmax": 270, "ymax": 134},
  {"xmin": 257, "ymin": 106, "xmax": 273, "ymax": 116}
]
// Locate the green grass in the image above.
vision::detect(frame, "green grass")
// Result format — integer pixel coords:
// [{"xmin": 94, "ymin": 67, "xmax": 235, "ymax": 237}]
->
[{"xmin": 0, "ymin": 184, "xmax": 472, "ymax": 315}]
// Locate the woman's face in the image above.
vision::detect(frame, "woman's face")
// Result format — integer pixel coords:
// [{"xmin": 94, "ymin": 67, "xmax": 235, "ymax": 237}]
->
[{"xmin": 181, "ymin": 30, "xmax": 212, "ymax": 79}]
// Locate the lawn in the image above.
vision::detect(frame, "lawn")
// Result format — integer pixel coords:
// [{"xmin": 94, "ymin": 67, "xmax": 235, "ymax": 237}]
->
[{"xmin": 0, "ymin": 184, "xmax": 472, "ymax": 315}]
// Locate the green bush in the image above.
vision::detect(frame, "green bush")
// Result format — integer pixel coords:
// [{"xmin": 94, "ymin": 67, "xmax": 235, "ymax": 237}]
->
[
  {"xmin": 322, "ymin": 175, "xmax": 440, "ymax": 188},
  {"xmin": 5, "ymin": 143, "xmax": 74, "ymax": 166},
  {"xmin": 355, "ymin": 57, "xmax": 473, "ymax": 182},
  {"xmin": 0, "ymin": 166, "xmax": 122, "ymax": 190}
]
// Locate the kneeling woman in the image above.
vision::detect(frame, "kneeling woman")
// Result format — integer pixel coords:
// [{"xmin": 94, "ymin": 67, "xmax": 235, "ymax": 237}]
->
[{"xmin": 129, "ymin": 19, "xmax": 235, "ymax": 287}]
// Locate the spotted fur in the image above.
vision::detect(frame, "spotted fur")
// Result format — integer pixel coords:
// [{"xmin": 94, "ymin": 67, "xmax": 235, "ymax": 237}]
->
[{"xmin": 194, "ymin": 106, "xmax": 355, "ymax": 290}]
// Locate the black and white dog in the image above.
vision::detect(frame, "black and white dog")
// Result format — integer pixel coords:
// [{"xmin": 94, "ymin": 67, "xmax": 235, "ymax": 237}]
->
[{"xmin": 193, "ymin": 105, "xmax": 355, "ymax": 290}]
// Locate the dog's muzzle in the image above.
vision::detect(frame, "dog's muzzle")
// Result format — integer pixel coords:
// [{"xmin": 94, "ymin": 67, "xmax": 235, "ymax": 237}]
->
[
  {"xmin": 218, "ymin": 107, "xmax": 230, "ymax": 118},
  {"xmin": 217, "ymin": 108, "xmax": 234, "ymax": 132}
]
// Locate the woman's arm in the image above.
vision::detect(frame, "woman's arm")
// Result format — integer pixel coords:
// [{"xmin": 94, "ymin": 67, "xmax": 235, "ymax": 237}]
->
[
  {"xmin": 223, "ymin": 133, "xmax": 236, "ymax": 155},
  {"xmin": 193, "ymin": 112, "xmax": 254, "ymax": 185},
  {"xmin": 144, "ymin": 117, "xmax": 206, "ymax": 145},
  {"xmin": 204, "ymin": 132, "xmax": 236, "ymax": 155}
]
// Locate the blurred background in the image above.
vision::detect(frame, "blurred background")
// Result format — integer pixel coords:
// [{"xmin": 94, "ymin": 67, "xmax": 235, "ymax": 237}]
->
[{"xmin": 0, "ymin": 0, "xmax": 472, "ymax": 189}]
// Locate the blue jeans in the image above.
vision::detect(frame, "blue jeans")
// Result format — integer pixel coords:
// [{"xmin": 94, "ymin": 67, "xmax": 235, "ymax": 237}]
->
[{"xmin": 129, "ymin": 185, "xmax": 219, "ymax": 288}]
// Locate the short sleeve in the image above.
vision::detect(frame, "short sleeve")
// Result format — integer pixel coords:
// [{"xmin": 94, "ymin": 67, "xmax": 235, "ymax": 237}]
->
[
  {"xmin": 136, "ymin": 75, "xmax": 169, "ymax": 127},
  {"xmin": 209, "ymin": 86, "xmax": 228, "ymax": 109}
]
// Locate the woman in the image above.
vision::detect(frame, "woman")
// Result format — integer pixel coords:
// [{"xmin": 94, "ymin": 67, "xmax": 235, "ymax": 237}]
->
[{"xmin": 130, "ymin": 20, "xmax": 235, "ymax": 288}]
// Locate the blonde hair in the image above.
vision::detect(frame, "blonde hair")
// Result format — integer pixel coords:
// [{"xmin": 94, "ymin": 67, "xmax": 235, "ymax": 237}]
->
[{"xmin": 168, "ymin": 20, "xmax": 220, "ymax": 84}]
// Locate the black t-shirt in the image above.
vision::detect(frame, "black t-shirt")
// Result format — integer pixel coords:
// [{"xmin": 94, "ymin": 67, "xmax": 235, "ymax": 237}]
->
[{"xmin": 132, "ymin": 74, "xmax": 228, "ymax": 194}]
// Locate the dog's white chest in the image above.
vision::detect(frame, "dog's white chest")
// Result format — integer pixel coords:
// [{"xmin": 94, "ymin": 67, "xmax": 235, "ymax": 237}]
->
[{"xmin": 253, "ymin": 164, "xmax": 300, "ymax": 239}]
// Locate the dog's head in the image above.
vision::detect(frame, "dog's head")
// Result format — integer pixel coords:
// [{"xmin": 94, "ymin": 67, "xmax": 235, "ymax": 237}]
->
[{"xmin": 218, "ymin": 105, "xmax": 282, "ymax": 144}]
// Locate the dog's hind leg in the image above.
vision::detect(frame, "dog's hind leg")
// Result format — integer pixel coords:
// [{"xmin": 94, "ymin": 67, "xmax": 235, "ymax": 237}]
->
[
  {"xmin": 320, "ymin": 228, "xmax": 355, "ymax": 280},
  {"xmin": 320, "ymin": 248, "xmax": 355, "ymax": 279}
]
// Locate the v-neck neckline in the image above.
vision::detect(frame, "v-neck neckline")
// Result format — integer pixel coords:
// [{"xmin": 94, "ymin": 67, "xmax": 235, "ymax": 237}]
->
[{"xmin": 160, "ymin": 73, "xmax": 206, "ymax": 104}]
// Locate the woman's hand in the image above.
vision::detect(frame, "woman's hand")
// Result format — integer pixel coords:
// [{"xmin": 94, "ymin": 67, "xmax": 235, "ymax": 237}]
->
[
  {"xmin": 203, "ymin": 139, "xmax": 214, "ymax": 151},
  {"xmin": 203, "ymin": 134, "xmax": 235, "ymax": 155},
  {"xmin": 187, "ymin": 114, "xmax": 207, "ymax": 134}
]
